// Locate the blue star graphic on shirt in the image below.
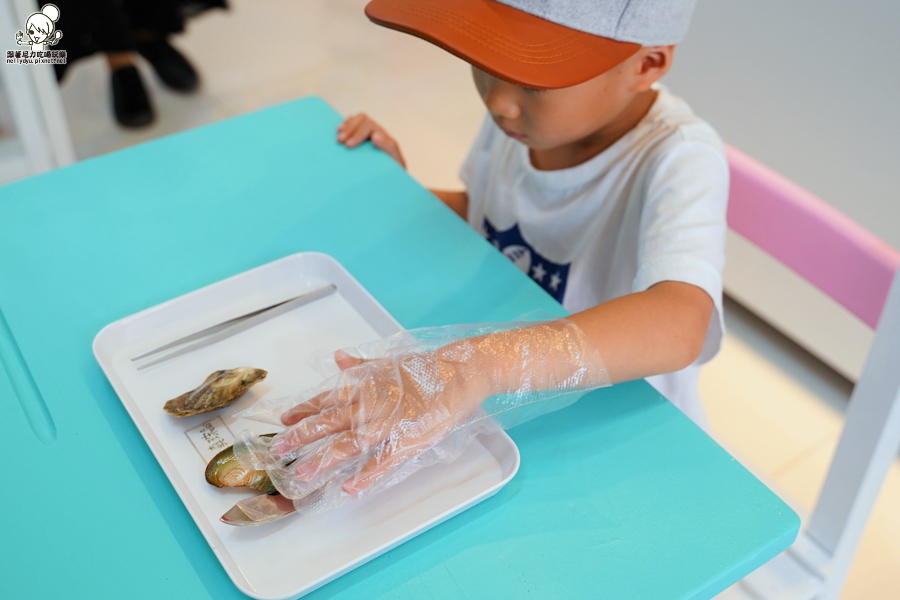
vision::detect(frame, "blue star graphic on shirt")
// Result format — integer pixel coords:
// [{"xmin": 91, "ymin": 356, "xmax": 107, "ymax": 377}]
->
[{"xmin": 483, "ymin": 218, "xmax": 571, "ymax": 303}]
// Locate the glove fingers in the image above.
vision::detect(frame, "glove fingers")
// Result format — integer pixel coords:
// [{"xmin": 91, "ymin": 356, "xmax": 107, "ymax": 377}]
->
[
  {"xmin": 281, "ymin": 356, "xmax": 389, "ymax": 426},
  {"xmin": 272, "ymin": 400, "xmax": 359, "ymax": 459},
  {"xmin": 283, "ymin": 392, "xmax": 392, "ymax": 449},
  {"xmin": 290, "ymin": 414, "xmax": 391, "ymax": 481},
  {"xmin": 341, "ymin": 432, "xmax": 437, "ymax": 494},
  {"xmin": 280, "ymin": 375, "xmax": 363, "ymax": 426},
  {"xmin": 276, "ymin": 375, "xmax": 403, "ymax": 457},
  {"xmin": 334, "ymin": 349, "xmax": 367, "ymax": 371},
  {"xmin": 293, "ymin": 430, "xmax": 364, "ymax": 481},
  {"xmin": 281, "ymin": 390, "xmax": 341, "ymax": 426}
]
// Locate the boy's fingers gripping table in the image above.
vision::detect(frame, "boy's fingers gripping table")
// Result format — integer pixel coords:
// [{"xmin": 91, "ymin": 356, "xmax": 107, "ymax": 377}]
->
[{"xmin": 337, "ymin": 112, "xmax": 406, "ymax": 167}]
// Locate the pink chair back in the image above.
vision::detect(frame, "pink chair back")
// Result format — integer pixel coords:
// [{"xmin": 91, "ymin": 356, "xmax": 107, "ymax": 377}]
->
[
  {"xmin": 725, "ymin": 144, "xmax": 900, "ymax": 329},
  {"xmin": 724, "ymin": 144, "xmax": 900, "ymax": 600}
]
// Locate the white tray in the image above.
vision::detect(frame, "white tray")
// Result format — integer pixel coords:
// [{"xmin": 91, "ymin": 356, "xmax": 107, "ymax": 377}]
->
[{"xmin": 93, "ymin": 252, "xmax": 520, "ymax": 600}]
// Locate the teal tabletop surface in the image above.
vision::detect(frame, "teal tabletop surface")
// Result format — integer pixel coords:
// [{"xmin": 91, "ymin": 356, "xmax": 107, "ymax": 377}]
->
[{"xmin": 0, "ymin": 97, "xmax": 798, "ymax": 600}]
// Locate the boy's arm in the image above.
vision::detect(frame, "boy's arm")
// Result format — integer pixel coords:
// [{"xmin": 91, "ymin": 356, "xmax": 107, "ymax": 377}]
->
[
  {"xmin": 563, "ymin": 281, "xmax": 712, "ymax": 383},
  {"xmin": 273, "ymin": 280, "xmax": 713, "ymax": 493},
  {"xmin": 429, "ymin": 189, "xmax": 469, "ymax": 221},
  {"xmin": 326, "ymin": 280, "xmax": 712, "ymax": 389},
  {"xmin": 465, "ymin": 280, "xmax": 713, "ymax": 391}
]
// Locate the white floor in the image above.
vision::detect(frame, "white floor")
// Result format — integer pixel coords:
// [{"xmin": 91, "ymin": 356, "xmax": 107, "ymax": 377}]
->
[{"xmin": 54, "ymin": 1, "xmax": 900, "ymax": 598}]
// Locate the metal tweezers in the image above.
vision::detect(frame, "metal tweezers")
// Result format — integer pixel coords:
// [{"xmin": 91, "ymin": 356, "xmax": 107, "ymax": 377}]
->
[{"xmin": 131, "ymin": 283, "xmax": 337, "ymax": 369}]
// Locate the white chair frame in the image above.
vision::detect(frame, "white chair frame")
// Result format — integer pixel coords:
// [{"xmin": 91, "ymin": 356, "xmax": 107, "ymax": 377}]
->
[
  {"xmin": 0, "ymin": 0, "xmax": 74, "ymax": 184},
  {"xmin": 718, "ymin": 147, "xmax": 900, "ymax": 600},
  {"xmin": 723, "ymin": 265, "xmax": 900, "ymax": 600}
]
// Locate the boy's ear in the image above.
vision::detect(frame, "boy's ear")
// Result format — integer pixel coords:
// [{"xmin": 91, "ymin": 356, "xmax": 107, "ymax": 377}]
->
[{"xmin": 633, "ymin": 45, "xmax": 675, "ymax": 91}]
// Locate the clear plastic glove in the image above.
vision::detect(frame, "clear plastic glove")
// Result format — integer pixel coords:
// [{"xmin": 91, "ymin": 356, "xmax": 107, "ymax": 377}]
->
[{"xmin": 236, "ymin": 318, "xmax": 609, "ymax": 514}]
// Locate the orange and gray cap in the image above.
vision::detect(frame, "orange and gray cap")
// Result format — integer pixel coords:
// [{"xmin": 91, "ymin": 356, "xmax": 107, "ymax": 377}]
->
[{"xmin": 365, "ymin": 0, "xmax": 696, "ymax": 89}]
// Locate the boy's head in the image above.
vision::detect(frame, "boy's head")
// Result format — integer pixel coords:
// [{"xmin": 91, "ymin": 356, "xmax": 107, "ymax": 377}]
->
[{"xmin": 366, "ymin": 0, "xmax": 695, "ymax": 156}]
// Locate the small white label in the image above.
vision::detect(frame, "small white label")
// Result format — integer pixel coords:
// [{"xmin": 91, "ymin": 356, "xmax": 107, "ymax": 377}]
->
[{"xmin": 186, "ymin": 417, "xmax": 235, "ymax": 464}]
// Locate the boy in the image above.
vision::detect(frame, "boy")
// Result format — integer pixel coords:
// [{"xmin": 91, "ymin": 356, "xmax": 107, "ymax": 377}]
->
[{"xmin": 270, "ymin": 0, "xmax": 727, "ymax": 494}]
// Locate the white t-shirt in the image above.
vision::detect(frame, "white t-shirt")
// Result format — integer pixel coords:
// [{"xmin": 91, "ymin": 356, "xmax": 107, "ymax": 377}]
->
[{"xmin": 459, "ymin": 84, "xmax": 728, "ymax": 425}]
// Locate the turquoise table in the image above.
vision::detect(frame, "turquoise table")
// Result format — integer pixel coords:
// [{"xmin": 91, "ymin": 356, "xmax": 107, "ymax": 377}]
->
[{"xmin": 0, "ymin": 97, "xmax": 798, "ymax": 599}]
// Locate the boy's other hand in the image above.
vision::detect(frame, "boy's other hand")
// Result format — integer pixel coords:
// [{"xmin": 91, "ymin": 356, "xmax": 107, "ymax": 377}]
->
[{"xmin": 337, "ymin": 113, "xmax": 406, "ymax": 168}]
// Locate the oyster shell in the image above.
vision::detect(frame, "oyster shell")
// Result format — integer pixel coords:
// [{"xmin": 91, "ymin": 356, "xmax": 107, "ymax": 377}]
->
[
  {"xmin": 164, "ymin": 367, "xmax": 267, "ymax": 417},
  {"xmin": 206, "ymin": 434, "xmax": 276, "ymax": 495}
]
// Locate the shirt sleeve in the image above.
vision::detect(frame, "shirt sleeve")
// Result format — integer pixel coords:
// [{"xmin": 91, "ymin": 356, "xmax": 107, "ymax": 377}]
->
[{"xmin": 632, "ymin": 138, "xmax": 730, "ymax": 364}]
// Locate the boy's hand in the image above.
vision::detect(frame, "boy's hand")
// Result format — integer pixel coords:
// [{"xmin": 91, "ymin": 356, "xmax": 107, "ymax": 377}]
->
[
  {"xmin": 337, "ymin": 113, "xmax": 406, "ymax": 168},
  {"xmin": 274, "ymin": 346, "xmax": 489, "ymax": 495},
  {"xmin": 257, "ymin": 320, "xmax": 607, "ymax": 499}
]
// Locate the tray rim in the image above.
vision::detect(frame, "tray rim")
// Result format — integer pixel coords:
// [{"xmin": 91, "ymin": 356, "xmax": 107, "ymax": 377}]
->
[{"xmin": 92, "ymin": 252, "xmax": 521, "ymax": 599}]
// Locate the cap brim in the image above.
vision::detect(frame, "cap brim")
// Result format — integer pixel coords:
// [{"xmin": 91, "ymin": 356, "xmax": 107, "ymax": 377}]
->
[{"xmin": 365, "ymin": 0, "xmax": 641, "ymax": 89}]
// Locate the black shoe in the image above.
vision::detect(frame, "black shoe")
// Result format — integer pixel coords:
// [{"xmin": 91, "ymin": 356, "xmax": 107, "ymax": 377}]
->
[
  {"xmin": 136, "ymin": 38, "xmax": 199, "ymax": 93},
  {"xmin": 111, "ymin": 66, "xmax": 154, "ymax": 128}
]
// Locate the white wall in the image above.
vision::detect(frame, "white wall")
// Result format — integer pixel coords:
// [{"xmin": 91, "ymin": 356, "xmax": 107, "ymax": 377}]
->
[
  {"xmin": 663, "ymin": 0, "xmax": 899, "ymax": 380},
  {"xmin": 665, "ymin": 0, "xmax": 899, "ymax": 248}
]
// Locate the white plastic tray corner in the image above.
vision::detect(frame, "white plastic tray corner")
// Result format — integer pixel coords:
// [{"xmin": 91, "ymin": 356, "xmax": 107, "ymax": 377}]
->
[{"xmin": 92, "ymin": 252, "xmax": 520, "ymax": 599}]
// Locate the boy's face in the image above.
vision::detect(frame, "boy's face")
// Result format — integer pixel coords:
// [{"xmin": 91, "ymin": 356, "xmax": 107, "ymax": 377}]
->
[{"xmin": 471, "ymin": 48, "xmax": 672, "ymax": 156}]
